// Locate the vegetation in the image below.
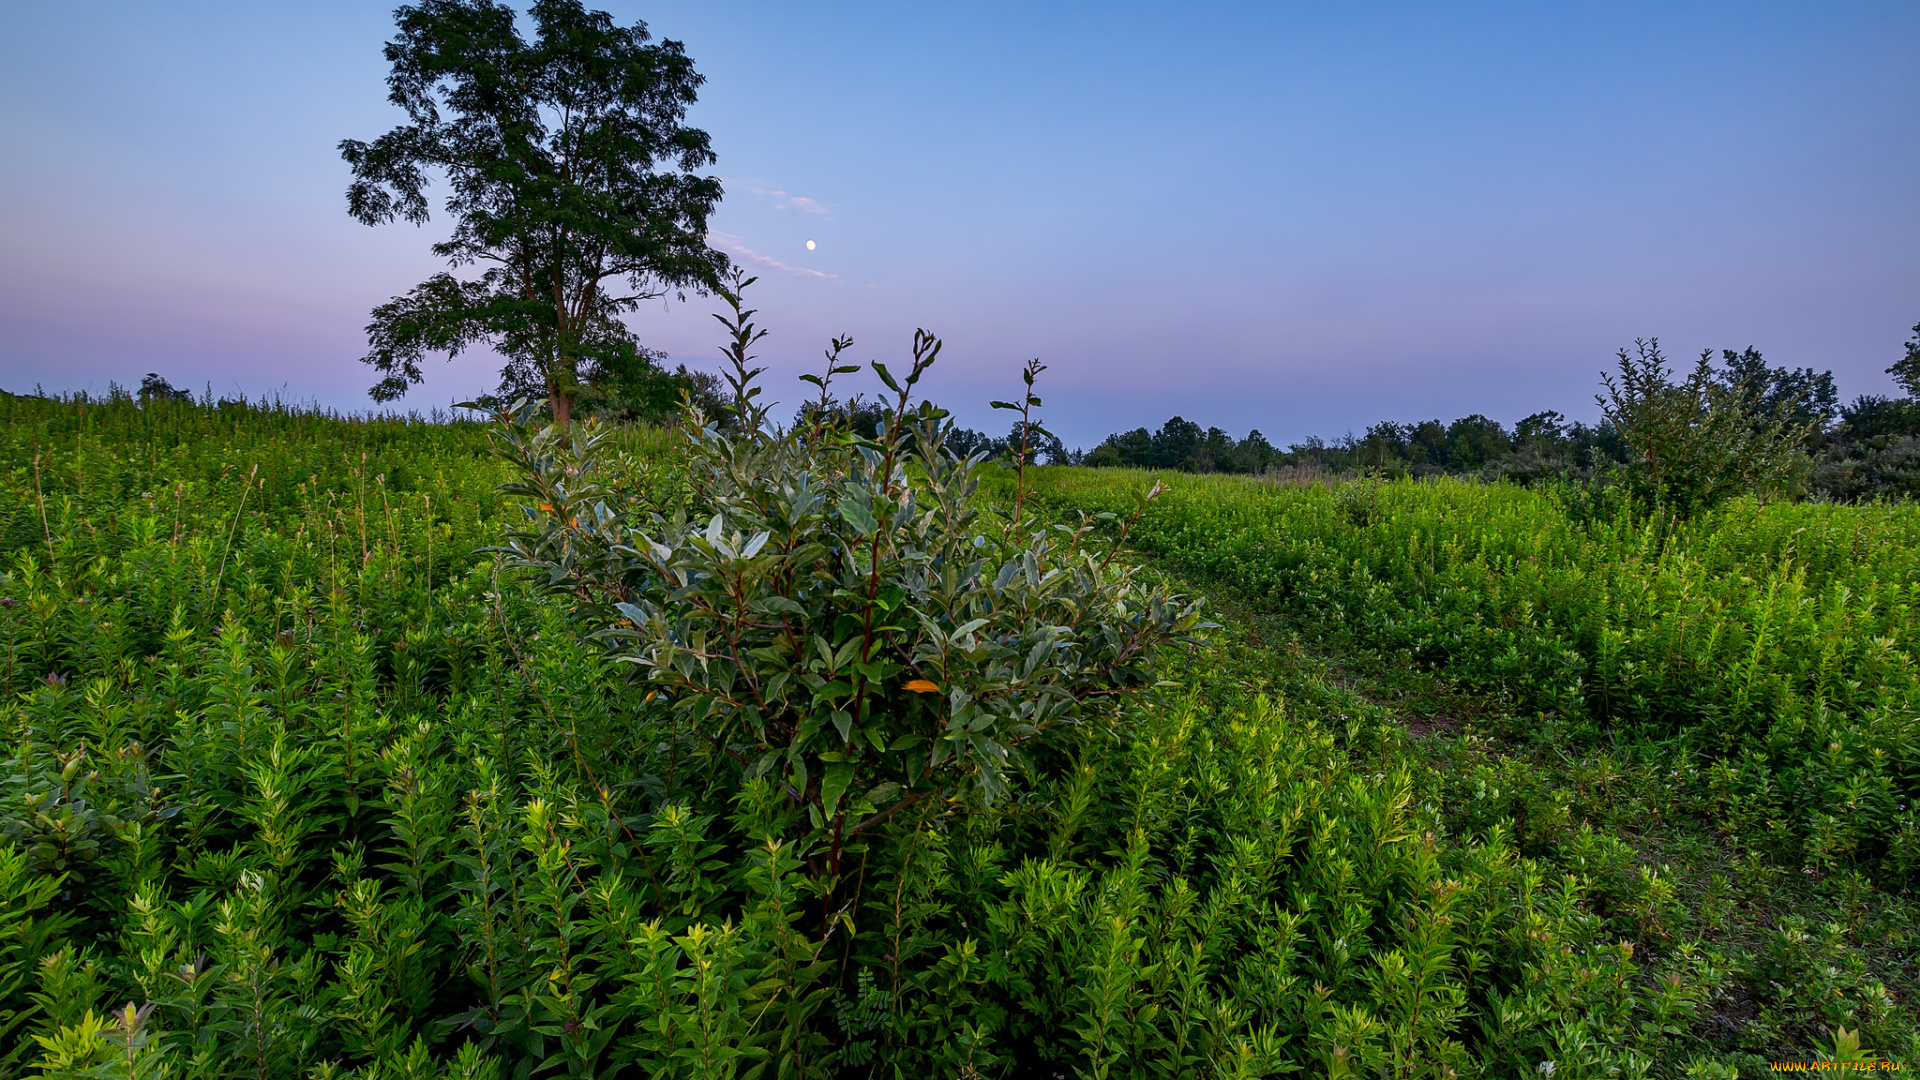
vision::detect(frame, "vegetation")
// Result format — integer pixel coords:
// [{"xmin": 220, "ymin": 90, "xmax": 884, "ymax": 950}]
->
[
  {"xmin": 340, "ymin": 0, "xmax": 729, "ymax": 424},
  {"xmin": 1594, "ymin": 341, "xmax": 1815, "ymax": 515},
  {"xmin": 9, "ymin": 0, "xmax": 1911, "ymax": 1069},
  {"xmin": 1023, "ymin": 463, "xmax": 1920, "ymax": 1067},
  {"xmin": 0, "ymin": 359, "xmax": 1889, "ymax": 1068},
  {"xmin": 10, "ymin": 344, "xmax": 1914, "ymax": 1074},
  {"xmin": 1026, "ymin": 467, "xmax": 1920, "ymax": 876},
  {"xmin": 491, "ymin": 283, "xmax": 1209, "ymax": 895},
  {"xmin": 1085, "ymin": 334, "xmax": 1920, "ymax": 504}
]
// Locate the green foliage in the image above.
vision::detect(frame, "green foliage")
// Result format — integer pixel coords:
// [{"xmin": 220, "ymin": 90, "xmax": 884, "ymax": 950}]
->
[
  {"xmin": 1023, "ymin": 466, "xmax": 1920, "ymax": 885},
  {"xmin": 4, "ymin": 382, "xmax": 1913, "ymax": 1074},
  {"xmin": 1083, "ymin": 341, "xmax": 1904, "ymax": 501},
  {"xmin": 1596, "ymin": 339, "xmax": 1815, "ymax": 514},
  {"xmin": 340, "ymin": 0, "xmax": 729, "ymax": 421},
  {"xmin": 1713, "ymin": 347, "xmax": 1839, "ymax": 435},
  {"xmin": 1888, "ymin": 320, "xmax": 1920, "ymax": 398},
  {"xmin": 1084, "ymin": 417, "xmax": 1286, "ymax": 475},
  {"xmin": 490, "ymin": 282, "xmax": 1210, "ymax": 891},
  {"xmin": 1809, "ymin": 323, "xmax": 1920, "ymax": 500},
  {"xmin": 136, "ymin": 375, "xmax": 194, "ymax": 407}
]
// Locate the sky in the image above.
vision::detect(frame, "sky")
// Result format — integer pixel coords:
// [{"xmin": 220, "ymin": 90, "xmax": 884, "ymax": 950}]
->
[{"xmin": 2, "ymin": 1, "xmax": 1916, "ymax": 448}]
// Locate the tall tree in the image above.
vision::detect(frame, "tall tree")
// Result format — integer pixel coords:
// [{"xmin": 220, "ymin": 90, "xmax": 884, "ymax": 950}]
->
[
  {"xmin": 340, "ymin": 0, "xmax": 727, "ymax": 423},
  {"xmin": 1714, "ymin": 346, "xmax": 1839, "ymax": 434}
]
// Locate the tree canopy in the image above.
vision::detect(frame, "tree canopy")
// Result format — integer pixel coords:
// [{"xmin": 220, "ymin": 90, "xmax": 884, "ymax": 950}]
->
[
  {"xmin": 1890, "ymin": 321, "xmax": 1920, "ymax": 398},
  {"xmin": 340, "ymin": 0, "xmax": 727, "ymax": 422}
]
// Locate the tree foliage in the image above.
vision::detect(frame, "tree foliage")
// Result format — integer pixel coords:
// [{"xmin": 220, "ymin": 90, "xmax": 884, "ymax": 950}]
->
[
  {"xmin": 136, "ymin": 374, "xmax": 193, "ymax": 406},
  {"xmin": 1890, "ymin": 321, "xmax": 1920, "ymax": 398},
  {"xmin": 1716, "ymin": 346, "xmax": 1839, "ymax": 433},
  {"xmin": 1597, "ymin": 339, "xmax": 1814, "ymax": 515},
  {"xmin": 1084, "ymin": 418, "xmax": 1280, "ymax": 474},
  {"xmin": 1079, "ymin": 341, "xmax": 1882, "ymax": 503},
  {"xmin": 340, "ymin": 0, "xmax": 727, "ymax": 422}
]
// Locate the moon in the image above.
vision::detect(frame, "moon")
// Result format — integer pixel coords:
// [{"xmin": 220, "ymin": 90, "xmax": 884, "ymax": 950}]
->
[{"xmin": 805, "ymin": 239, "xmax": 816, "ymax": 251}]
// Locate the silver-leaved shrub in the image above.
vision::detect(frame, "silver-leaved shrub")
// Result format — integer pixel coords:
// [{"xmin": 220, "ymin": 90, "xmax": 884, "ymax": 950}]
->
[{"xmin": 489, "ymin": 277, "xmax": 1209, "ymax": 878}]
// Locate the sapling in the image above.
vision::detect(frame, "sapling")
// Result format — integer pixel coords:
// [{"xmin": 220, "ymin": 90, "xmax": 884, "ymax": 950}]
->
[{"xmin": 990, "ymin": 358, "xmax": 1052, "ymax": 527}]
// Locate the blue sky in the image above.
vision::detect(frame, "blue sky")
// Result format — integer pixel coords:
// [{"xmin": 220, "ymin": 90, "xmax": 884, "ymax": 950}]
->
[{"xmin": 2, "ymin": 1, "xmax": 1916, "ymax": 446}]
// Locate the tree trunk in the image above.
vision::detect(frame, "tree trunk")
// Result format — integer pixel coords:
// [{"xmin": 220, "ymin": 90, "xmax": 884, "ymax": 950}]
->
[{"xmin": 548, "ymin": 380, "xmax": 573, "ymax": 427}]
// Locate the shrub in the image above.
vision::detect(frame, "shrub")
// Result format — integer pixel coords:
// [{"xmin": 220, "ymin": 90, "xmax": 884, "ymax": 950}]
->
[
  {"xmin": 1597, "ymin": 339, "xmax": 1813, "ymax": 514},
  {"xmin": 489, "ymin": 278, "xmax": 1210, "ymax": 886}
]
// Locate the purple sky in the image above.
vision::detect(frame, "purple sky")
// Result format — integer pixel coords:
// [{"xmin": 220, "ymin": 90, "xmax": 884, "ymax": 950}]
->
[{"xmin": 3, "ymin": 1, "xmax": 1917, "ymax": 446}]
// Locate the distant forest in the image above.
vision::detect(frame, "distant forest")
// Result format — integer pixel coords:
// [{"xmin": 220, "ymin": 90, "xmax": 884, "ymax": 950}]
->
[{"xmin": 1075, "ymin": 341, "xmax": 1920, "ymax": 502}]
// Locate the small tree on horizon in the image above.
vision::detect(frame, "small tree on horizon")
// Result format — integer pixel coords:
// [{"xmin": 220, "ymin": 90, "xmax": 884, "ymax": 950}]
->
[
  {"xmin": 1598, "ymin": 339, "xmax": 1812, "ymax": 515},
  {"xmin": 1888, "ymin": 321, "xmax": 1920, "ymax": 399},
  {"xmin": 340, "ymin": 0, "xmax": 728, "ymax": 424}
]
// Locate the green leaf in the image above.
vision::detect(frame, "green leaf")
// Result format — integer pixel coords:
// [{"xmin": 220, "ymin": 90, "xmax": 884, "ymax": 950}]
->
[
  {"xmin": 750, "ymin": 596, "xmax": 807, "ymax": 616},
  {"xmin": 820, "ymin": 762, "xmax": 857, "ymax": 818},
  {"xmin": 838, "ymin": 496, "xmax": 877, "ymax": 535}
]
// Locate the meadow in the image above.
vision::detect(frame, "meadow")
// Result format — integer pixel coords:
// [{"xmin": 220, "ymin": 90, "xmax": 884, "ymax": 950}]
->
[
  {"xmin": 1, "ymin": 390, "xmax": 1915, "ymax": 1077},
  {"xmin": 1023, "ymin": 469, "xmax": 1920, "ymax": 878}
]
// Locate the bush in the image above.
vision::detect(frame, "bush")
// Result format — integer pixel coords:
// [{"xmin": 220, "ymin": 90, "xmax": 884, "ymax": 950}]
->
[
  {"xmin": 489, "ymin": 279, "xmax": 1210, "ymax": 883},
  {"xmin": 1597, "ymin": 340, "xmax": 1812, "ymax": 515}
]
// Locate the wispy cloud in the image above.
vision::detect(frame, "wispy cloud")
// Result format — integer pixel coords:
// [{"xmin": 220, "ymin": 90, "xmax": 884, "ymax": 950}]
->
[
  {"xmin": 708, "ymin": 232, "xmax": 839, "ymax": 283},
  {"xmin": 743, "ymin": 183, "xmax": 832, "ymax": 217}
]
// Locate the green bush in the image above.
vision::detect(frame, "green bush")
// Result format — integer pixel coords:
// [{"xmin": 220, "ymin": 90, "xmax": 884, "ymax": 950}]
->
[
  {"xmin": 1597, "ymin": 340, "xmax": 1813, "ymax": 515},
  {"xmin": 489, "ymin": 284, "xmax": 1209, "ymax": 891}
]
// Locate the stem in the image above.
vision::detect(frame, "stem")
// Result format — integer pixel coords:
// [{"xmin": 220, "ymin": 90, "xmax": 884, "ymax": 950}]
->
[
  {"xmin": 844, "ymin": 789, "xmax": 935, "ymax": 840},
  {"xmin": 31, "ymin": 448, "xmax": 55, "ymax": 566},
  {"xmin": 212, "ymin": 464, "xmax": 258, "ymax": 602}
]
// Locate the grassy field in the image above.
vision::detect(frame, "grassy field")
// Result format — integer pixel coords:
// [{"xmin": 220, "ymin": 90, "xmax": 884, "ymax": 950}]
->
[
  {"xmin": 1, "ymin": 394, "xmax": 1914, "ymax": 1076},
  {"xmin": 1024, "ymin": 468, "xmax": 1920, "ymax": 876},
  {"xmin": 1023, "ymin": 466, "xmax": 1920, "ymax": 1064}
]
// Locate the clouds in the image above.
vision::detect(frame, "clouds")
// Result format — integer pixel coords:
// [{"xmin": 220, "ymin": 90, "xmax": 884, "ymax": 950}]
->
[
  {"xmin": 742, "ymin": 183, "xmax": 832, "ymax": 217},
  {"xmin": 708, "ymin": 231, "xmax": 840, "ymax": 282}
]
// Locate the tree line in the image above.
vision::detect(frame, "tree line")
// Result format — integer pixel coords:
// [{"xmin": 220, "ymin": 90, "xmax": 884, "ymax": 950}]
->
[{"xmin": 1081, "ymin": 330, "xmax": 1920, "ymax": 503}]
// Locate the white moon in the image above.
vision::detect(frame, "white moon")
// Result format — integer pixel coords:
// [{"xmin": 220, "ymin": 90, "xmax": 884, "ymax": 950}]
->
[{"xmin": 805, "ymin": 239, "xmax": 816, "ymax": 250}]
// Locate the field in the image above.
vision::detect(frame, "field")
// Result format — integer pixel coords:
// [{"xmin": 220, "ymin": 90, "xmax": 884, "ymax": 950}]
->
[
  {"xmin": 2, "ymin": 392, "xmax": 1916, "ymax": 1077},
  {"xmin": 1024, "ymin": 469, "xmax": 1920, "ymax": 876}
]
